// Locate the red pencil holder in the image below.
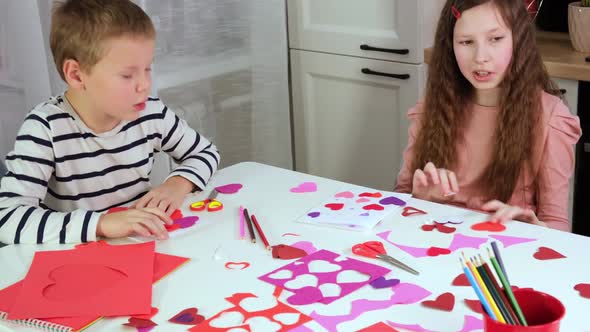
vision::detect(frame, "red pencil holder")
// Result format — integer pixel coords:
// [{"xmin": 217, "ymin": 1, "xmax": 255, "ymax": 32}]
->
[{"xmin": 483, "ymin": 289, "xmax": 565, "ymax": 332}]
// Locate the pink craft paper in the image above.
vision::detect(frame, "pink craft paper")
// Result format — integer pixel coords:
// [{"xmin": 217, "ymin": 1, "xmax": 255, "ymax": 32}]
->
[
  {"xmin": 188, "ymin": 292, "xmax": 311, "ymax": 332},
  {"xmin": 489, "ymin": 234, "xmax": 537, "ymax": 248},
  {"xmin": 9, "ymin": 242, "xmax": 155, "ymax": 319},
  {"xmin": 309, "ymin": 282, "xmax": 431, "ymax": 331},
  {"xmin": 259, "ymin": 250, "xmax": 390, "ymax": 305},
  {"xmin": 215, "ymin": 183, "xmax": 243, "ymax": 194},
  {"xmin": 385, "ymin": 321, "xmax": 436, "ymax": 332},
  {"xmin": 458, "ymin": 315, "xmax": 484, "ymax": 332},
  {"xmin": 290, "ymin": 241, "xmax": 318, "ymax": 254},
  {"xmin": 290, "ymin": 182, "xmax": 318, "ymax": 193},
  {"xmin": 377, "ymin": 232, "xmax": 487, "ymax": 258}
]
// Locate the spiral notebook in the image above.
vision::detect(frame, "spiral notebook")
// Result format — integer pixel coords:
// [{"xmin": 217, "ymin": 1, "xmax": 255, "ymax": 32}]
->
[{"xmin": 0, "ymin": 248, "xmax": 189, "ymax": 331}]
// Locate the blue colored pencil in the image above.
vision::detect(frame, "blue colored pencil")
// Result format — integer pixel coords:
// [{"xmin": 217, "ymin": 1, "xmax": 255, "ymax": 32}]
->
[{"xmin": 460, "ymin": 257, "xmax": 497, "ymax": 321}]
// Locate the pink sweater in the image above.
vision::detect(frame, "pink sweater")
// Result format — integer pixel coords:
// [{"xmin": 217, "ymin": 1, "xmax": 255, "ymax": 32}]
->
[{"xmin": 395, "ymin": 92, "xmax": 581, "ymax": 231}]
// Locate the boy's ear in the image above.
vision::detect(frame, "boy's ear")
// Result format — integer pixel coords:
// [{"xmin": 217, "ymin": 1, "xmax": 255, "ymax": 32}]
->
[{"xmin": 62, "ymin": 59, "xmax": 85, "ymax": 90}]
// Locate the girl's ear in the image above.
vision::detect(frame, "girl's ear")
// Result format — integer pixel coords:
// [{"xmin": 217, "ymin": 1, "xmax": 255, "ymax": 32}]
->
[{"xmin": 62, "ymin": 59, "xmax": 85, "ymax": 90}]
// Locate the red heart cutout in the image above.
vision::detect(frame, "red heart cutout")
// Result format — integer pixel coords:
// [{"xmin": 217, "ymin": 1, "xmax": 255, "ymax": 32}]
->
[
  {"xmin": 225, "ymin": 262, "xmax": 251, "ymax": 270},
  {"xmin": 471, "ymin": 221, "xmax": 506, "ymax": 232},
  {"xmin": 133, "ymin": 307, "xmax": 159, "ymax": 320},
  {"xmin": 325, "ymin": 203, "xmax": 344, "ymax": 211},
  {"xmin": 464, "ymin": 299, "xmax": 483, "ymax": 314},
  {"xmin": 272, "ymin": 244, "xmax": 308, "ymax": 260},
  {"xmin": 435, "ymin": 223, "xmax": 456, "ymax": 234},
  {"xmin": 359, "ymin": 192, "xmax": 383, "ymax": 198},
  {"xmin": 363, "ymin": 204, "xmax": 384, "ymax": 211},
  {"xmin": 533, "ymin": 246, "xmax": 566, "ymax": 260},
  {"xmin": 170, "ymin": 209, "xmax": 183, "ymax": 220},
  {"xmin": 426, "ymin": 246, "xmax": 451, "ymax": 257},
  {"xmin": 44, "ymin": 264, "xmax": 127, "ymax": 301},
  {"xmin": 169, "ymin": 307, "xmax": 205, "ymax": 325},
  {"xmin": 421, "ymin": 292, "xmax": 455, "ymax": 311},
  {"xmin": 574, "ymin": 283, "xmax": 590, "ymax": 299},
  {"xmin": 165, "ymin": 223, "xmax": 181, "ymax": 232},
  {"xmin": 452, "ymin": 273, "xmax": 470, "ymax": 286},
  {"xmin": 124, "ymin": 317, "xmax": 157, "ymax": 328},
  {"xmin": 421, "ymin": 224, "xmax": 436, "ymax": 231},
  {"xmin": 401, "ymin": 206, "xmax": 427, "ymax": 217}
]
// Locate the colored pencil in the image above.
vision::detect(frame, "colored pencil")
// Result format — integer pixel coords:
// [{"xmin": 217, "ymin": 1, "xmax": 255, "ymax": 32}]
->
[
  {"xmin": 463, "ymin": 253, "xmax": 505, "ymax": 323},
  {"xmin": 243, "ymin": 208, "xmax": 256, "ymax": 243},
  {"xmin": 491, "ymin": 241, "xmax": 510, "ymax": 284},
  {"xmin": 479, "ymin": 254, "xmax": 520, "ymax": 325},
  {"xmin": 251, "ymin": 214, "xmax": 271, "ymax": 250},
  {"xmin": 474, "ymin": 257, "xmax": 514, "ymax": 325},
  {"xmin": 488, "ymin": 249, "xmax": 528, "ymax": 326},
  {"xmin": 460, "ymin": 257, "xmax": 496, "ymax": 320},
  {"xmin": 239, "ymin": 205, "xmax": 245, "ymax": 239}
]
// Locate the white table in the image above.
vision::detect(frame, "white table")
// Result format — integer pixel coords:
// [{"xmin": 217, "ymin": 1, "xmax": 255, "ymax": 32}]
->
[{"xmin": 1, "ymin": 162, "xmax": 589, "ymax": 331}]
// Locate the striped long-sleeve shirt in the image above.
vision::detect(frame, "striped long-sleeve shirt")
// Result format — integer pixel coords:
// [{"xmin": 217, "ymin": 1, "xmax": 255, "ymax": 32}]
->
[{"xmin": 0, "ymin": 95, "xmax": 220, "ymax": 244}]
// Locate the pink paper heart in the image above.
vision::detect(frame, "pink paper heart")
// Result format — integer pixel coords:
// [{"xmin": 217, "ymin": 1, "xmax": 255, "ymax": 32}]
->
[
  {"xmin": 356, "ymin": 198, "xmax": 370, "ymax": 203},
  {"xmin": 290, "ymin": 182, "xmax": 317, "ymax": 193},
  {"xmin": 215, "ymin": 183, "xmax": 243, "ymax": 194},
  {"xmin": 335, "ymin": 191, "xmax": 354, "ymax": 198},
  {"xmin": 286, "ymin": 286, "xmax": 324, "ymax": 305}
]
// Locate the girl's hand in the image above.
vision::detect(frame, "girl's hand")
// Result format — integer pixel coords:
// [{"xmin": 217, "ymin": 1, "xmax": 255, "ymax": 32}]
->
[
  {"xmin": 97, "ymin": 207, "xmax": 173, "ymax": 240},
  {"xmin": 481, "ymin": 200, "xmax": 547, "ymax": 227},
  {"xmin": 412, "ymin": 162, "xmax": 460, "ymax": 202},
  {"xmin": 133, "ymin": 176, "xmax": 195, "ymax": 215}
]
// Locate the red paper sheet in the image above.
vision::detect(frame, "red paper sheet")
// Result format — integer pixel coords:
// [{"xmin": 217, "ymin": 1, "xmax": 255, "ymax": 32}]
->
[{"xmin": 8, "ymin": 242, "xmax": 156, "ymax": 319}]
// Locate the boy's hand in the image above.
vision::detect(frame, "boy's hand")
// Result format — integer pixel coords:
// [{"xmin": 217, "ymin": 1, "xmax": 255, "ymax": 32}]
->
[
  {"xmin": 412, "ymin": 162, "xmax": 460, "ymax": 202},
  {"xmin": 97, "ymin": 207, "xmax": 173, "ymax": 240},
  {"xmin": 133, "ymin": 176, "xmax": 195, "ymax": 215},
  {"xmin": 481, "ymin": 200, "xmax": 547, "ymax": 227}
]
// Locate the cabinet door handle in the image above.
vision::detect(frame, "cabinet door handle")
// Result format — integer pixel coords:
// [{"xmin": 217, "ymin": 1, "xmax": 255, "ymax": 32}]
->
[
  {"xmin": 360, "ymin": 44, "xmax": 409, "ymax": 55},
  {"xmin": 361, "ymin": 68, "xmax": 410, "ymax": 80}
]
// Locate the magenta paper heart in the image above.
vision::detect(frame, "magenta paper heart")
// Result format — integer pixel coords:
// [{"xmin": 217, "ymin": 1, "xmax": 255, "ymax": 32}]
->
[
  {"xmin": 286, "ymin": 286, "xmax": 324, "ymax": 305},
  {"xmin": 174, "ymin": 216, "xmax": 199, "ymax": 228},
  {"xmin": 290, "ymin": 182, "xmax": 317, "ymax": 193},
  {"xmin": 335, "ymin": 191, "xmax": 354, "ymax": 198},
  {"xmin": 215, "ymin": 183, "xmax": 243, "ymax": 194},
  {"xmin": 369, "ymin": 276, "xmax": 400, "ymax": 289},
  {"xmin": 308, "ymin": 212, "xmax": 320, "ymax": 218},
  {"xmin": 379, "ymin": 196, "xmax": 406, "ymax": 206}
]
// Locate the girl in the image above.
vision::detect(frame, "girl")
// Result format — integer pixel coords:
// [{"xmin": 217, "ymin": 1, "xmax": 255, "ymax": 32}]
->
[{"xmin": 394, "ymin": 0, "xmax": 581, "ymax": 231}]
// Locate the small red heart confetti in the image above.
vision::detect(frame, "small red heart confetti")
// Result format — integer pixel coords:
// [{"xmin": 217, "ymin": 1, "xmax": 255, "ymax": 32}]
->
[
  {"xmin": 272, "ymin": 244, "xmax": 308, "ymax": 260},
  {"xmin": 132, "ymin": 307, "xmax": 159, "ymax": 320},
  {"xmin": 359, "ymin": 192, "xmax": 383, "ymax": 198},
  {"xmin": 363, "ymin": 204, "xmax": 384, "ymax": 211},
  {"xmin": 325, "ymin": 203, "xmax": 344, "ymax": 211},
  {"xmin": 574, "ymin": 283, "xmax": 590, "ymax": 299},
  {"xmin": 464, "ymin": 299, "xmax": 483, "ymax": 314},
  {"xmin": 170, "ymin": 209, "xmax": 183, "ymax": 220},
  {"xmin": 169, "ymin": 307, "xmax": 205, "ymax": 325},
  {"xmin": 401, "ymin": 206, "xmax": 427, "ymax": 217},
  {"xmin": 452, "ymin": 273, "xmax": 470, "ymax": 286},
  {"xmin": 421, "ymin": 292, "xmax": 455, "ymax": 311},
  {"xmin": 436, "ymin": 223, "xmax": 456, "ymax": 234},
  {"xmin": 123, "ymin": 317, "xmax": 157, "ymax": 328},
  {"xmin": 426, "ymin": 246, "xmax": 451, "ymax": 256},
  {"xmin": 224, "ymin": 262, "xmax": 251, "ymax": 270},
  {"xmin": 471, "ymin": 221, "xmax": 506, "ymax": 232},
  {"xmin": 533, "ymin": 246, "xmax": 566, "ymax": 260},
  {"xmin": 421, "ymin": 224, "xmax": 436, "ymax": 231}
]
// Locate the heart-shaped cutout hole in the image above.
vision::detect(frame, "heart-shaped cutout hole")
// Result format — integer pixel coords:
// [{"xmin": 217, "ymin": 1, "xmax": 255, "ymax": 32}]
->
[
  {"xmin": 308, "ymin": 260, "xmax": 342, "ymax": 273},
  {"xmin": 284, "ymin": 274, "xmax": 319, "ymax": 289},
  {"xmin": 336, "ymin": 270, "xmax": 370, "ymax": 283}
]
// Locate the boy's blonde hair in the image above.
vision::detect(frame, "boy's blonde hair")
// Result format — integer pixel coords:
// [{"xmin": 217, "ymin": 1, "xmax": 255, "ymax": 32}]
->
[{"xmin": 50, "ymin": 0, "xmax": 156, "ymax": 81}]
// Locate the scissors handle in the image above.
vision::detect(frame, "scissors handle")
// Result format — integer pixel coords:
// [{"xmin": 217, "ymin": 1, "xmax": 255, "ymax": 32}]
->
[
  {"xmin": 190, "ymin": 200, "xmax": 207, "ymax": 211},
  {"xmin": 352, "ymin": 243, "xmax": 379, "ymax": 258},
  {"xmin": 377, "ymin": 254, "xmax": 420, "ymax": 275},
  {"xmin": 207, "ymin": 200, "xmax": 223, "ymax": 212}
]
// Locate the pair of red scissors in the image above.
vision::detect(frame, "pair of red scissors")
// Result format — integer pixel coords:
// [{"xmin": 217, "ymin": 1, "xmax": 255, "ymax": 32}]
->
[
  {"xmin": 190, "ymin": 189, "xmax": 223, "ymax": 212},
  {"xmin": 352, "ymin": 241, "xmax": 419, "ymax": 275}
]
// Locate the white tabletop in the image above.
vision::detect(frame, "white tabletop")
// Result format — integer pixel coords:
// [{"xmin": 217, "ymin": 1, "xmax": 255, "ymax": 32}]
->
[{"xmin": 1, "ymin": 162, "xmax": 589, "ymax": 332}]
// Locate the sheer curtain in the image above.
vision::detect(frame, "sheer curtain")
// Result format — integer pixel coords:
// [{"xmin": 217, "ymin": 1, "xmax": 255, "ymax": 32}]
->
[{"xmin": 0, "ymin": 0, "xmax": 293, "ymax": 181}]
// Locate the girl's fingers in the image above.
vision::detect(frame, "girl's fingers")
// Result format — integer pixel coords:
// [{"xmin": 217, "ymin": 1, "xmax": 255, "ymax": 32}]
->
[
  {"xmin": 147, "ymin": 197, "xmax": 160, "ymax": 209},
  {"xmin": 142, "ymin": 207, "xmax": 174, "ymax": 225},
  {"xmin": 131, "ymin": 223, "xmax": 151, "ymax": 237},
  {"xmin": 139, "ymin": 217, "xmax": 168, "ymax": 239},
  {"xmin": 413, "ymin": 169, "xmax": 429, "ymax": 188},
  {"xmin": 424, "ymin": 162, "xmax": 440, "ymax": 185},
  {"xmin": 448, "ymin": 171, "xmax": 459, "ymax": 194},
  {"xmin": 158, "ymin": 200, "xmax": 171, "ymax": 213},
  {"xmin": 438, "ymin": 168, "xmax": 451, "ymax": 196},
  {"xmin": 481, "ymin": 200, "xmax": 504, "ymax": 211}
]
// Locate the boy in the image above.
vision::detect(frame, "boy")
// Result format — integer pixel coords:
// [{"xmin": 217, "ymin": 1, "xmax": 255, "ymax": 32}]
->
[{"xmin": 0, "ymin": 0, "xmax": 220, "ymax": 244}]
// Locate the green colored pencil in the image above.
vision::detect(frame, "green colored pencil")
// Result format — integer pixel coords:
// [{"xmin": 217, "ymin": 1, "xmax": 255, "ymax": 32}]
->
[{"xmin": 488, "ymin": 249, "xmax": 528, "ymax": 326}]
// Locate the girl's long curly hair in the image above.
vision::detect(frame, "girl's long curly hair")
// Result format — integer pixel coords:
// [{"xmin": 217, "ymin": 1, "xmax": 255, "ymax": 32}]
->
[{"xmin": 412, "ymin": 0, "xmax": 559, "ymax": 202}]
